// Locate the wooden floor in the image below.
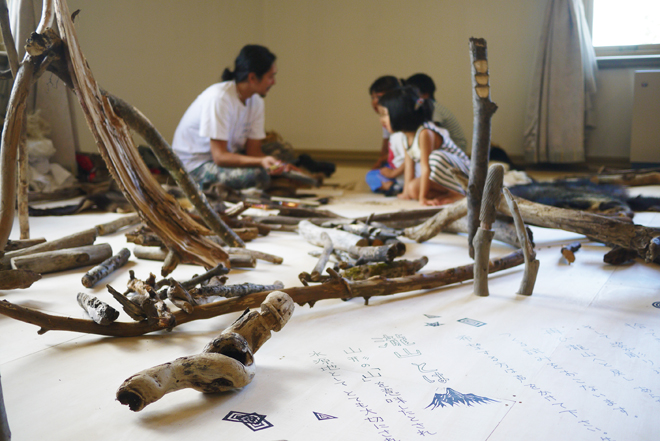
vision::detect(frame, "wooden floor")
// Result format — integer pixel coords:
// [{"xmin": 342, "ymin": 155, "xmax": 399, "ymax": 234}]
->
[{"xmin": 1, "ymin": 164, "xmax": 659, "ymax": 441}]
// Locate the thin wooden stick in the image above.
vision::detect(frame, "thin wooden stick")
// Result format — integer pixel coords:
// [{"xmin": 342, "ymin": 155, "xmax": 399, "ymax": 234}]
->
[
  {"xmin": 0, "ymin": 250, "xmax": 524, "ymax": 337},
  {"xmin": 404, "ymin": 198, "xmax": 467, "ymax": 243},
  {"xmin": 502, "ymin": 188, "xmax": 539, "ymax": 296},
  {"xmin": 0, "ymin": 0, "xmax": 19, "ymax": 77},
  {"xmin": 0, "ymin": 269, "xmax": 41, "ymax": 289},
  {"xmin": 81, "ymin": 247, "xmax": 131, "ymax": 288},
  {"xmin": 76, "ymin": 292, "xmax": 119, "ymax": 325}
]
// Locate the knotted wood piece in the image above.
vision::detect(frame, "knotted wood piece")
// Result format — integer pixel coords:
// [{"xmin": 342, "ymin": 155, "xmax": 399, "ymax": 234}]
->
[
  {"xmin": 473, "ymin": 165, "xmax": 504, "ymax": 297},
  {"xmin": 116, "ymin": 291, "xmax": 294, "ymax": 412},
  {"xmin": 0, "ymin": 249, "xmax": 524, "ymax": 337},
  {"xmin": 53, "ymin": 0, "xmax": 228, "ymax": 270},
  {"xmin": 466, "ymin": 37, "xmax": 498, "ymax": 258}
]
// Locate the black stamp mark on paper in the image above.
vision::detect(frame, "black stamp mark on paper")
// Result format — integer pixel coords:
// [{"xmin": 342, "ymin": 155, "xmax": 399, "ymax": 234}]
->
[{"xmin": 223, "ymin": 411, "xmax": 273, "ymax": 431}]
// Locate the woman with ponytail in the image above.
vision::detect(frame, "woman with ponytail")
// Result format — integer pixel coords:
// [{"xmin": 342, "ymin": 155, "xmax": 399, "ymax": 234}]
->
[{"xmin": 172, "ymin": 45, "xmax": 287, "ymax": 190}]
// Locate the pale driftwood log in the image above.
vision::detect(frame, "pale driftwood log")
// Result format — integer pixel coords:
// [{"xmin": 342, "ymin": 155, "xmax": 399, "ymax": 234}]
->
[
  {"xmin": 225, "ymin": 247, "xmax": 283, "ymax": 265},
  {"xmin": 311, "ymin": 232, "xmax": 333, "ymax": 281},
  {"xmin": 76, "ymin": 292, "xmax": 119, "ymax": 326},
  {"xmin": 132, "ymin": 245, "xmax": 255, "ymax": 269},
  {"xmin": 404, "ymin": 198, "xmax": 468, "ymax": 243},
  {"xmin": 116, "ymin": 291, "xmax": 294, "ymax": 412},
  {"xmin": 190, "ymin": 281, "xmax": 285, "ymax": 302},
  {"xmin": 497, "ymin": 196, "xmax": 660, "ymax": 262},
  {"xmin": 349, "ymin": 242, "xmax": 402, "ymax": 264},
  {"xmin": 560, "ymin": 241, "xmax": 582, "ymax": 264},
  {"xmin": 53, "ymin": 0, "xmax": 228, "ymax": 270},
  {"xmin": 81, "ymin": 247, "xmax": 131, "ymax": 288},
  {"xmin": 473, "ymin": 165, "xmax": 504, "ymax": 297},
  {"xmin": 0, "ymin": 228, "xmax": 97, "ymax": 269},
  {"xmin": 444, "ymin": 217, "xmax": 532, "ymax": 249},
  {"xmin": 502, "ymin": 188, "xmax": 539, "ymax": 296},
  {"xmin": 0, "ymin": 250, "xmax": 524, "ymax": 337},
  {"xmin": 4, "ymin": 238, "xmax": 46, "ymax": 251},
  {"xmin": 466, "ymin": 37, "xmax": 498, "ymax": 258},
  {"xmin": 298, "ymin": 220, "xmax": 368, "ymax": 251},
  {"xmin": 0, "ymin": 269, "xmax": 41, "ymax": 290},
  {"xmin": 95, "ymin": 214, "xmax": 141, "ymax": 236},
  {"xmin": 11, "ymin": 243, "xmax": 112, "ymax": 274}
]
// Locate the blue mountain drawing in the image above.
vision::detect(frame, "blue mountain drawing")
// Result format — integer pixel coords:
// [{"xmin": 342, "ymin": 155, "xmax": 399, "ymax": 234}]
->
[{"xmin": 426, "ymin": 388, "xmax": 498, "ymax": 410}]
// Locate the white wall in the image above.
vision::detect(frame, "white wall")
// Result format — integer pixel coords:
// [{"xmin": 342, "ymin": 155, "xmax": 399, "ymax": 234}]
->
[{"xmin": 62, "ymin": 0, "xmax": 635, "ymax": 163}]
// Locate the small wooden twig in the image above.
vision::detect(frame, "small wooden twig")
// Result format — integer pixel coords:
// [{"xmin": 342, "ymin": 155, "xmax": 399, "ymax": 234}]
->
[
  {"xmin": 0, "ymin": 0, "xmax": 19, "ymax": 77},
  {"xmin": 116, "ymin": 291, "xmax": 294, "ymax": 412},
  {"xmin": 472, "ymin": 165, "xmax": 504, "ymax": 297},
  {"xmin": 76, "ymin": 292, "xmax": 119, "ymax": 325},
  {"xmin": 81, "ymin": 247, "xmax": 131, "ymax": 288},
  {"xmin": 132, "ymin": 245, "xmax": 256, "ymax": 269},
  {"xmin": 340, "ymin": 257, "xmax": 429, "ymax": 281},
  {"xmin": 0, "ymin": 269, "xmax": 41, "ymax": 289},
  {"xmin": 10, "ymin": 243, "xmax": 112, "ymax": 274},
  {"xmin": 225, "ymin": 247, "xmax": 283, "ymax": 265},
  {"xmin": 298, "ymin": 220, "xmax": 368, "ymax": 251},
  {"xmin": 560, "ymin": 241, "xmax": 582, "ymax": 264},
  {"xmin": 0, "ymin": 249, "xmax": 524, "ymax": 337},
  {"xmin": 502, "ymin": 188, "xmax": 539, "ymax": 296},
  {"xmin": 311, "ymin": 232, "xmax": 333, "ymax": 281},
  {"xmin": 223, "ymin": 202, "xmax": 250, "ymax": 218},
  {"xmin": 466, "ymin": 37, "xmax": 498, "ymax": 258},
  {"xmin": 349, "ymin": 242, "xmax": 402, "ymax": 264}
]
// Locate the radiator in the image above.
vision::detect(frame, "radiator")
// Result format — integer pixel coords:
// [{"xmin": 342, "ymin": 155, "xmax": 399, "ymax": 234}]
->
[{"xmin": 630, "ymin": 70, "xmax": 660, "ymax": 167}]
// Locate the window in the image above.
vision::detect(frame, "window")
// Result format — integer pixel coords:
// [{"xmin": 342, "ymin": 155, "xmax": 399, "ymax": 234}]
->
[{"xmin": 589, "ymin": 0, "xmax": 660, "ymax": 58}]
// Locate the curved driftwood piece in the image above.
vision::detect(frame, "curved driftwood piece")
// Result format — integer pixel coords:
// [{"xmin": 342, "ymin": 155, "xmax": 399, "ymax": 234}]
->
[
  {"xmin": 0, "ymin": 228, "xmax": 97, "ymax": 269},
  {"xmin": 466, "ymin": 37, "xmax": 498, "ymax": 258},
  {"xmin": 76, "ymin": 292, "xmax": 119, "ymax": 325},
  {"xmin": 502, "ymin": 188, "xmax": 539, "ymax": 296},
  {"xmin": 116, "ymin": 291, "xmax": 294, "ymax": 412},
  {"xmin": 444, "ymin": 217, "xmax": 532, "ymax": 250},
  {"xmin": 106, "ymin": 93, "xmax": 243, "ymax": 248},
  {"xmin": 473, "ymin": 165, "xmax": 504, "ymax": 297},
  {"xmin": 497, "ymin": 196, "xmax": 660, "ymax": 262},
  {"xmin": 404, "ymin": 198, "xmax": 468, "ymax": 243},
  {"xmin": 10, "ymin": 243, "xmax": 112, "ymax": 274},
  {"xmin": 53, "ymin": 0, "xmax": 228, "ymax": 270},
  {"xmin": 0, "ymin": 0, "xmax": 19, "ymax": 77},
  {"xmin": 0, "ymin": 269, "xmax": 41, "ymax": 290},
  {"xmin": 81, "ymin": 247, "xmax": 131, "ymax": 288},
  {"xmin": 0, "ymin": 249, "xmax": 523, "ymax": 337},
  {"xmin": 95, "ymin": 214, "xmax": 141, "ymax": 236}
]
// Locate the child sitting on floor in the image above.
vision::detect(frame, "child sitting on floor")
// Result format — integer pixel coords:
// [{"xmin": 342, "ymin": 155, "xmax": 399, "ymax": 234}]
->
[{"xmin": 377, "ymin": 86, "xmax": 470, "ymax": 206}]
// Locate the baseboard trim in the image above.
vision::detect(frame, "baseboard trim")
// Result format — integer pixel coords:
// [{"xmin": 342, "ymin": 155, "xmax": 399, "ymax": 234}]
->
[{"xmin": 297, "ymin": 149, "xmax": 378, "ymax": 163}]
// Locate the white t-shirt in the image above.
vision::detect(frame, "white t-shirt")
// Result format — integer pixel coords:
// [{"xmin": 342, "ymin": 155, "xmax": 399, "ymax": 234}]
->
[
  {"xmin": 172, "ymin": 81, "xmax": 266, "ymax": 171},
  {"xmin": 388, "ymin": 131, "xmax": 421, "ymax": 177}
]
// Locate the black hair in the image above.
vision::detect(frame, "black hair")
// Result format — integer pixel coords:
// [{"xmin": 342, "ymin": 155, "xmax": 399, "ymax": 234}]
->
[
  {"xmin": 404, "ymin": 73, "xmax": 436, "ymax": 100},
  {"xmin": 369, "ymin": 75, "xmax": 401, "ymax": 95},
  {"xmin": 222, "ymin": 45, "xmax": 276, "ymax": 83},
  {"xmin": 378, "ymin": 86, "xmax": 434, "ymax": 132}
]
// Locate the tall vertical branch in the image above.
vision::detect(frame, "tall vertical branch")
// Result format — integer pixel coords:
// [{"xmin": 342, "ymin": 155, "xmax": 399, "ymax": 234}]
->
[{"xmin": 467, "ymin": 38, "xmax": 498, "ymax": 258}]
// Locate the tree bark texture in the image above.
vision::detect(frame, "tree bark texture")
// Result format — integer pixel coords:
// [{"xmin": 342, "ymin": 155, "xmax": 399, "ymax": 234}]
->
[
  {"xmin": 466, "ymin": 37, "xmax": 498, "ymax": 258},
  {"xmin": 53, "ymin": 0, "xmax": 229, "ymax": 270},
  {"xmin": 81, "ymin": 247, "xmax": 131, "ymax": 288},
  {"xmin": 76, "ymin": 292, "xmax": 119, "ymax": 325},
  {"xmin": 0, "ymin": 250, "xmax": 524, "ymax": 337},
  {"xmin": 0, "ymin": 228, "xmax": 97, "ymax": 269},
  {"xmin": 0, "ymin": 269, "xmax": 41, "ymax": 290}
]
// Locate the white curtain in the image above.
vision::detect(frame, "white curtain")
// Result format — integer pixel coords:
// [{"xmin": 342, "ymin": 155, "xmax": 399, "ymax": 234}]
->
[
  {"xmin": 523, "ymin": 0, "xmax": 598, "ymax": 164},
  {"xmin": 8, "ymin": 0, "xmax": 79, "ymax": 174}
]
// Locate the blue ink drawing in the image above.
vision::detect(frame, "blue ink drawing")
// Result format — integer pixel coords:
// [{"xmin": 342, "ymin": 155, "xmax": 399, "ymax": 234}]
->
[
  {"xmin": 457, "ymin": 318, "xmax": 486, "ymax": 327},
  {"xmin": 313, "ymin": 411, "xmax": 337, "ymax": 421},
  {"xmin": 652, "ymin": 301, "xmax": 660, "ymax": 309},
  {"xmin": 426, "ymin": 388, "xmax": 498, "ymax": 410},
  {"xmin": 424, "ymin": 314, "xmax": 442, "ymax": 318},
  {"xmin": 425, "ymin": 322, "xmax": 442, "ymax": 327},
  {"xmin": 223, "ymin": 411, "xmax": 273, "ymax": 431}
]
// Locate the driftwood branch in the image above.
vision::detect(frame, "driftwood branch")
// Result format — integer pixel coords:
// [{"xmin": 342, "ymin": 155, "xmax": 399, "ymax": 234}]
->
[
  {"xmin": 0, "ymin": 250, "xmax": 524, "ymax": 337},
  {"xmin": 0, "ymin": 0, "xmax": 18, "ymax": 77},
  {"xmin": 0, "ymin": 228, "xmax": 97, "ymax": 269},
  {"xmin": 497, "ymin": 196, "xmax": 660, "ymax": 262},
  {"xmin": 95, "ymin": 214, "xmax": 141, "ymax": 236},
  {"xmin": 106, "ymin": 93, "xmax": 244, "ymax": 248},
  {"xmin": 404, "ymin": 198, "xmax": 467, "ymax": 242},
  {"xmin": 132, "ymin": 245, "xmax": 255, "ymax": 269},
  {"xmin": 53, "ymin": 0, "xmax": 229, "ymax": 270},
  {"xmin": 466, "ymin": 37, "xmax": 498, "ymax": 258},
  {"xmin": 10, "ymin": 243, "xmax": 112, "ymax": 274},
  {"xmin": 116, "ymin": 291, "xmax": 294, "ymax": 412},
  {"xmin": 502, "ymin": 188, "xmax": 539, "ymax": 296}
]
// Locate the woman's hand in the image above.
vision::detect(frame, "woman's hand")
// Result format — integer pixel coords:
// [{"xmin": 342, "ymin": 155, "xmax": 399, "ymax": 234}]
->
[{"xmin": 261, "ymin": 156, "xmax": 280, "ymax": 172}]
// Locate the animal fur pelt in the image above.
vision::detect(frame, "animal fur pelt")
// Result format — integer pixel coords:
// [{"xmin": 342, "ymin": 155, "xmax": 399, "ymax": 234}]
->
[
  {"xmin": 508, "ymin": 179, "xmax": 660, "ymax": 218},
  {"xmin": 28, "ymin": 191, "xmax": 133, "ymax": 216}
]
